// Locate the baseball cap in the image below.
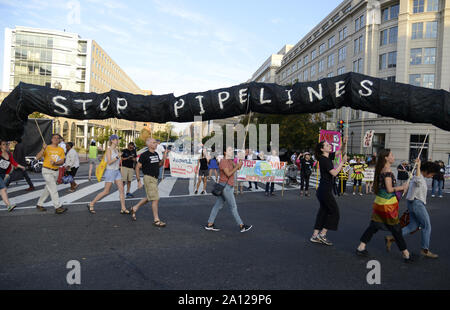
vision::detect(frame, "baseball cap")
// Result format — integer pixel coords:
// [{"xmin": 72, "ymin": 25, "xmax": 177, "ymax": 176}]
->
[{"xmin": 109, "ymin": 134, "xmax": 121, "ymax": 141}]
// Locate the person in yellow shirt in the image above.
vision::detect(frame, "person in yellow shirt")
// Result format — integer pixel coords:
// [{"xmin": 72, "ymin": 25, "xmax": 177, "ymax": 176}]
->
[{"xmin": 35, "ymin": 134, "xmax": 67, "ymax": 214}]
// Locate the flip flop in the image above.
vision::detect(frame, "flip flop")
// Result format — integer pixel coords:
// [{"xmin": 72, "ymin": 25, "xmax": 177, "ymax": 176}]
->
[
  {"xmin": 153, "ymin": 220, "xmax": 166, "ymax": 227},
  {"xmin": 86, "ymin": 204, "xmax": 96, "ymax": 214}
]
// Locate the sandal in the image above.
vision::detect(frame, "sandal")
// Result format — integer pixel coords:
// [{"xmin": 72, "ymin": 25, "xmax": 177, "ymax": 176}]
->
[
  {"xmin": 153, "ymin": 220, "xmax": 166, "ymax": 227},
  {"xmin": 86, "ymin": 203, "xmax": 96, "ymax": 214},
  {"xmin": 120, "ymin": 209, "xmax": 130, "ymax": 215},
  {"xmin": 131, "ymin": 208, "xmax": 136, "ymax": 221}
]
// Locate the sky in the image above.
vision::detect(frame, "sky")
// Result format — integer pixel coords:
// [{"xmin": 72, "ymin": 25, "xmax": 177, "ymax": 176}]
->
[{"xmin": 0, "ymin": 0, "xmax": 342, "ymax": 133}]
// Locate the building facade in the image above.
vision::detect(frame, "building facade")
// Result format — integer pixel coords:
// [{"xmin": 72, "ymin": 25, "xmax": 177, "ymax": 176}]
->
[
  {"xmin": 270, "ymin": 0, "xmax": 450, "ymax": 164},
  {"xmin": 1, "ymin": 26, "xmax": 157, "ymax": 150}
]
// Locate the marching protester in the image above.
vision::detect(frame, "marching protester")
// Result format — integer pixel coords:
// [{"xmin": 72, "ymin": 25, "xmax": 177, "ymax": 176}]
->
[
  {"xmin": 205, "ymin": 146, "xmax": 252, "ymax": 233},
  {"xmin": 58, "ymin": 135, "xmax": 67, "ymax": 153},
  {"xmin": 385, "ymin": 159, "xmax": 441, "ymax": 258},
  {"xmin": 195, "ymin": 151, "xmax": 209, "ymax": 194},
  {"xmin": 299, "ymin": 152, "xmax": 314, "ymax": 197},
  {"xmin": 351, "ymin": 157, "xmax": 367, "ymax": 196},
  {"xmin": 64, "ymin": 142, "xmax": 80, "ymax": 193},
  {"xmin": 291, "ymin": 152, "xmax": 297, "ymax": 165},
  {"xmin": 310, "ymin": 138, "xmax": 347, "ymax": 246},
  {"xmin": 265, "ymin": 149, "xmax": 280, "ymax": 197},
  {"xmin": 431, "ymin": 161, "xmax": 445, "ymax": 198},
  {"xmin": 337, "ymin": 161, "xmax": 349, "ymax": 196},
  {"xmin": 121, "ymin": 142, "xmax": 137, "ymax": 198},
  {"xmin": 0, "ymin": 140, "xmax": 26, "ymax": 212},
  {"xmin": 364, "ymin": 158, "xmax": 376, "ymax": 194},
  {"xmin": 35, "ymin": 134, "xmax": 67, "ymax": 214},
  {"xmin": 355, "ymin": 149, "xmax": 414, "ymax": 263},
  {"xmin": 155, "ymin": 139, "xmax": 166, "ymax": 182},
  {"xmin": 130, "ymin": 138, "xmax": 167, "ymax": 226},
  {"xmin": 208, "ymin": 153, "xmax": 219, "ymax": 183},
  {"xmin": 5, "ymin": 140, "xmax": 35, "ymax": 191},
  {"xmin": 245, "ymin": 149, "xmax": 258, "ymax": 190},
  {"xmin": 397, "ymin": 160, "xmax": 411, "ymax": 187},
  {"xmin": 87, "ymin": 135, "xmax": 129, "ymax": 214},
  {"xmin": 88, "ymin": 140, "xmax": 98, "ymax": 182}
]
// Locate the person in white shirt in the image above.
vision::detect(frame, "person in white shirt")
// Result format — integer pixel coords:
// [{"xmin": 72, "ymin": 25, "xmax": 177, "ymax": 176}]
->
[
  {"xmin": 265, "ymin": 150, "xmax": 280, "ymax": 196},
  {"xmin": 58, "ymin": 135, "xmax": 67, "ymax": 153},
  {"xmin": 155, "ymin": 140, "xmax": 165, "ymax": 182},
  {"xmin": 65, "ymin": 142, "xmax": 80, "ymax": 192},
  {"xmin": 385, "ymin": 159, "xmax": 441, "ymax": 258}
]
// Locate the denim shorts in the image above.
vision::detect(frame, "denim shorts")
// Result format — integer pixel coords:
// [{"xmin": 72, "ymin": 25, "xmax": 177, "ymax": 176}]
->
[
  {"xmin": 0, "ymin": 174, "xmax": 6, "ymax": 190},
  {"xmin": 104, "ymin": 169, "xmax": 122, "ymax": 183}
]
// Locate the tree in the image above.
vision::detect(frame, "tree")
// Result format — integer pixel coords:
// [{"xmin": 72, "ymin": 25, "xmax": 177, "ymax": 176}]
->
[{"xmin": 29, "ymin": 112, "xmax": 48, "ymax": 119}]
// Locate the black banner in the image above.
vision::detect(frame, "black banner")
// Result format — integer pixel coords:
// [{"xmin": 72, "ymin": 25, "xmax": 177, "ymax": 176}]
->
[
  {"xmin": 21, "ymin": 118, "xmax": 53, "ymax": 156},
  {"xmin": 0, "ymin": 72, "xmax": 449, "ymax": 141}
]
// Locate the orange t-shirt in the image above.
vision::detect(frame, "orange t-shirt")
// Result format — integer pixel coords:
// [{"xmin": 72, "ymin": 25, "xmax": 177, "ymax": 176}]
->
[
  {"xmin": 219, "ymin": 159, "xmax": 235, "ymax": 186},
  {"xmin": 43, "ymin": 146, "xmax": 65, "ymax": 170}
]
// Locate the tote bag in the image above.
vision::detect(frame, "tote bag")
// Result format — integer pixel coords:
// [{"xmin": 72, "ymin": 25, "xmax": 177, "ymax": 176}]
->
[{"xmin": 95, "ymin": 148, "xmax": 107, "ymax": 182}]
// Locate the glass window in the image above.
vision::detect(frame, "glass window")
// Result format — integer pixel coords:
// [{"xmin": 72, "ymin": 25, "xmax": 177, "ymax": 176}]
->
[
  {"xmin": 303, "ymin": 69, "xmax": 309, "ymax": 81},
  {"xmin": 380, "ymin": 29, "xmax": 388, "ymax": 45},
  {"xmin": 410, "ymin": 48, "xmax": 422, "ymax": 65},
  {"xmin": 311, "ymin": 49, "xmax": 317, "ymax": 60},
  {"xmin": 355, "ymin": 18, "xmax": 360, "ymax": 31},
  {"xmin": 423, "ymin": 47, "xmax": 436, "ymax": 64},
  {"xmin": 413, "ymin": 0, "xmax": 425, "ymax": 13},
  {"xmin": 423, "ymin": 74, "xmax": 435, "ymax": 88},
  {"xmin": 292, "ymin": 64, "xmax": 296, "ymax": 72},
  {"xmin": 337, "ymin": 67, "xmax": 346, "ymax": 75},
  {"xmin": 412, "ymin": 22, "xmax": 423, "ymax": 39},
  {"xmin": 389, "ymin": 26, "xmax": 398, "ymax": 43},
  {"xmin": 382, "ymin": 8, "xmax": 389, "ymax": 22},
  {"xmin": 319, "ymin": 43, "xmax": 326, "ymax": 55},
  {"xmin": 425, "ymin": 21, "xmax": 438, "ymax": 38},
  {"xmin": 297, "ymin": 59, "xmax": 302, "ymax": 68},
  {"xmin": 304, "ymin": 55, "xmax": 309, "ymax": 65},
  {"xmin": 328, "ymin": 53, "xmax": 335, "ymax": 68},
  {"xmin": 427, "ymin": 0, "xmax": 439, "ymax": 11},
  {"xmin": 327, "ymin": 72, "xmax": 334, "ymax": 77},
  {"xmin": 318, "ymin": 59, "xmax": 324, "ymax": 72},
  {"xmin": 379, "ymin": 53, "xmax": 387, "ymax": 69},
  {"xmin": 311, "ymin": 64, "xmax": 316, "ymax": 77},
  {"xmin": 328, "ymin": 36, "xmax": 335, "ymax": 48},
  {"xmin": 388, "ymin": 51, "xmax": 397, "ymax": 68},
  {"xmin": 409, "ymin": 74, "xmax": 421, "ymax": 86},
  {"xmin": 338, "ymin": 45, "xmax": 347, "ymax": 63},
  {"xmin": 390, "ymin": 4, "xmax": 399, "ymax": 18}
]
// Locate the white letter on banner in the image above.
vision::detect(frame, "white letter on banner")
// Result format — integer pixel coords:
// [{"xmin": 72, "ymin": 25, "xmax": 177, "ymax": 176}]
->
[
  {"xmin": 335, "ymin": 81, "xmax": 346, "ymax": 98},
  {"xmin": 218, "ymin": 92, "xmax": 229, "ymax": 110},
  {"xmin": 116, "ymin": 98, "xmax": 128, "ymax": 114},
  {"xmin": 239, "ymin": 88, "xmax": 248, "ymax": 105},
  {"xmin": 307, "ymin": 84, "xmax": 323, "ymax": 102},
  {"xmin": 359, "ymin": 80, "xmax": 374, "ymax": 97},
  {"xmin": 260, "ymin": 88, "xmax": 271, "ymax": 104},
  {"xmin": 174, "ymin": 99, "xmax": 185, "ymax": 118},
  {"xmin": 74, "ymin": 99, "xmax": 92, "ymax": 115},
  {"xmin": 195, "ymin": 95, "xmax": 205, "ymax": 115},
  {"xmin": 100, "ymin": 97, "xmax": 110, "ymax": 112},
  {"xmin": 285, "ymin": 89, "xmax": 293, "ymax": 105},
  {"xmin": 52, "ymin": 96, "xmax": 69, "ymax": 115}
]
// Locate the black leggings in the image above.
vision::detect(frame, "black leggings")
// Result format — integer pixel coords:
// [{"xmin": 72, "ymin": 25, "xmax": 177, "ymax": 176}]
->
[
  {"xmin": 300, "ymin": 173, "xmax": 311, "ymax": 191},
  {"xmin": 314, "ymin": 188, "xmax": 340, "ymax": 231},
  {"xmin": 353, "ymin": 179, "xmax": 362, "ymax": 186},
  {"xmin": 360, "ymin": 221, "xmax": 407, "ymax": 252}
]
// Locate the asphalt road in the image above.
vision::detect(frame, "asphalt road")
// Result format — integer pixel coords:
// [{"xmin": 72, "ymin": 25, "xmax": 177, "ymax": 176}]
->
[{"xmin": 1, "ymin": 175, "xmax": 449, "ymax": 290}]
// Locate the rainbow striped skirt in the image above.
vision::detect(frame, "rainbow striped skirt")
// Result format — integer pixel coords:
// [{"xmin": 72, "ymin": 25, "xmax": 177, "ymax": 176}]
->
[{"xmin": 371, "ymin": 189, "xmax": 399, "ymax": 226}]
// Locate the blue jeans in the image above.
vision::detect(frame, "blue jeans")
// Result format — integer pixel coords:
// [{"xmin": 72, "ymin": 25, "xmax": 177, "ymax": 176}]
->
[
  {"xmin": 207, "ymin": 184, "xmax": 244, "ymax": 226},
  {"xmin": 402, "ymin": 199, "xmax": 431, "ymax": 250},
  {"xmin": 431, "ymin": 179, "xmax": 443, "ymax": 196}
]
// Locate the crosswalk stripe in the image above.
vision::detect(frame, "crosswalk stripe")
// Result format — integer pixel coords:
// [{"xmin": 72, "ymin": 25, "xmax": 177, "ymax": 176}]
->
[
  {"xmin": 159, "ymin": 177, "xmax": 177, "ymax": 197},
  {"xmin": 2, "ymin": 180, "xmax": 87, "ymax": 206},
  {"xmin": 101, "ymin": 179, "xmax": 140, "ymax": 202},
  {"xmin": 6, "ymin": 182, "xmax": 46, "ymax": 194},
  {"xmin": 44, "ymin": 180, "xmax": 104, "ymax": 206}
]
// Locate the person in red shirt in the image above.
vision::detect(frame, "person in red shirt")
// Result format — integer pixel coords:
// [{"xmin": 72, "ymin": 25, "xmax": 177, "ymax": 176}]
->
[{"xmin": 0, "ymin": 140, "xmax": 26, "ymax": 212}]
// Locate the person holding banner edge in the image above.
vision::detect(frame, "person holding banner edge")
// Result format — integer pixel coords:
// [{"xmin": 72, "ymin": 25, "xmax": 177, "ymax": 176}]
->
[{"xmin": 310, "ymin": 137, "xmax": 347, "ymax": 246}]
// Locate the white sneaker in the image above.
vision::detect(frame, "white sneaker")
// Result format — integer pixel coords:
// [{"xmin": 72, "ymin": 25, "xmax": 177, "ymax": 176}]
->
[
  {"xmin": 431, "ymin": 195, "xmax": 435, "ymax": 198},
  {"xmin": 439, "ymin": 195, "xmax": 443, "ymax": 198}
]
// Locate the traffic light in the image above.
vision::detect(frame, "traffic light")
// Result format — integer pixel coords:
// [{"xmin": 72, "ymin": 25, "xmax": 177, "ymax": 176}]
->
[{"xmin": 338, "ymin": 120, "xmax": 345, "ymax": 132}]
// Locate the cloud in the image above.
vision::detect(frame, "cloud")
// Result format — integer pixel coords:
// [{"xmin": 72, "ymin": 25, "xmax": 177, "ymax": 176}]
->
[{"xmin": 152, "ymin": 0, "xmax": 209, "ymax": 24}]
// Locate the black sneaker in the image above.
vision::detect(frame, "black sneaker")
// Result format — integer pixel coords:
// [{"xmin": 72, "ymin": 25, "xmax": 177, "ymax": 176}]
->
[
  {"xmin": 310, "ymin": 235, "xmax": 322, "ymax": 244},
  {"xmin": 240, "ymin": 224, "xmax": 253, "ymax": 233},
  {"xmin": 205, "ymin": 224, "xmax": 220, "ymax": 231},
  {"xmin": 317, "ymin": 234, "xmax": 333, "ymax": 246},
  {"xmin": 201, "ymin": 191, "xmax": 205, "ymax": 195},
  {"xmin": 195, "ymin": 190, "xmax": 198, "ymax": 194},
  {"xmin": 403, "ymin": 253, "xmax": 417, "ymax": 264},
  {"xmin": 356, "ymin": 249, "xmax": 370, "ymax": 257},
  {"xmin": 55, "ymin": 207, "xmax": 67, "ymax": 214}
]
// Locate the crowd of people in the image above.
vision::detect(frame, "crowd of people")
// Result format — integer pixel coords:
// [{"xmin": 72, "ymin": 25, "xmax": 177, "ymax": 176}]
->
[{"xmin": 0, "ymin": 133, "xmax": 447, "ymax": 257}]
